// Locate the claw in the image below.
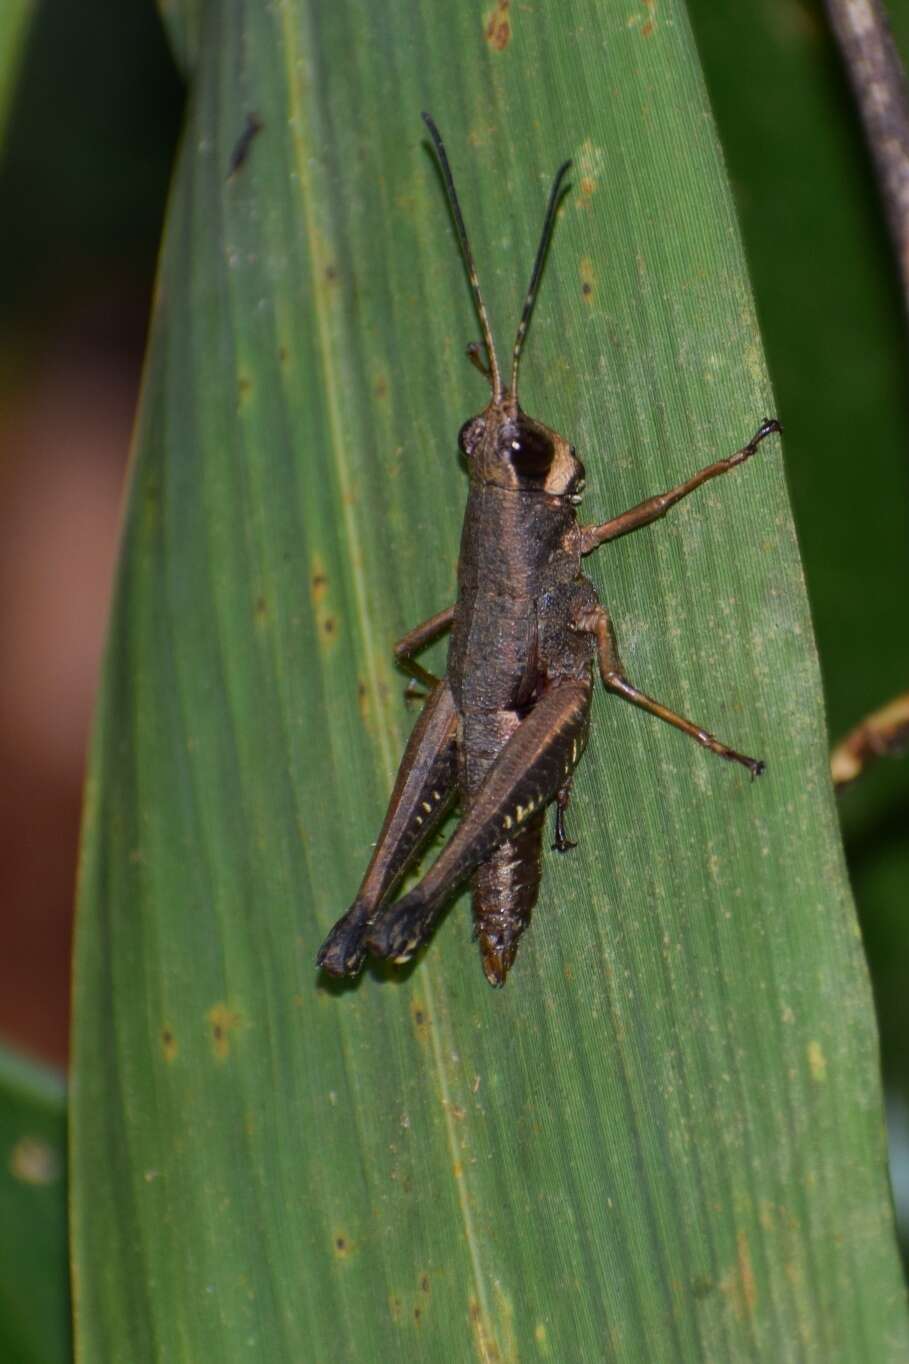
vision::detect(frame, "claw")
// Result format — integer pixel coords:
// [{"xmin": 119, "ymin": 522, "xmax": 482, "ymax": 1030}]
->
[
  {"xmin": 315, "ymin": 903, "xmax": 371, "ymax": 977},
  {"xmin": 365, "ymin": 890, "xmax": 431, "ymax": 964},
  {"xmin": 745, "ymin": 417, "xmax": 782, "ymax": 455}
]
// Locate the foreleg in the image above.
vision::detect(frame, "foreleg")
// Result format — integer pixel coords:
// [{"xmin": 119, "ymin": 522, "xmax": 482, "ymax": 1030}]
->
[
  {"xmin": 366, "ymin": 680, "xmax": 592, "ymax": 966},
  {"xmin": 394, "ymin": 604, "xmax": 454, "ymax": 690},
  {"xmin": 575, "ymin": 604, "xmax": 764, "ymax": 777},
  {"xmin": 316, "ymin": 678, "xmax": 459, "ymax": 977},
  {"xmin": 580, "ymin": 419, "xmax": 781, "ymax": 554}
]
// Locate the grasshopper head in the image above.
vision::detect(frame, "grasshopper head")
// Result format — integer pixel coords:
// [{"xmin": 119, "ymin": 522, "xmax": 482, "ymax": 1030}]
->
[
  {"xmin": 458, "ymin": 402, "xmax": 586, "ymax": 504},
  {"xmin": 420, "ymin": 113, "xmax": 575, "ymax": 494}
]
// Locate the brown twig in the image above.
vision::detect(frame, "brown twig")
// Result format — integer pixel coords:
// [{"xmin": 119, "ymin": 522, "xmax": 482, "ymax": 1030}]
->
[
  {"xmin": 831, "ymin": 691, "xmax": 909, "ymax": 787},
  {"xmin": 824, "ymin": 3, "xmax": 909, "ymax": 789},
  {"xmin": 824, "ymin": 0, "xmax": 909, "ymax": 314}
]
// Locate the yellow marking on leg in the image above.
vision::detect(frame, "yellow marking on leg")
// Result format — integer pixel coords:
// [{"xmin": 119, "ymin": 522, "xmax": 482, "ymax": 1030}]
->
[{"xmin": 421, "ymin": 801, "xmax": 432, "ymax": 813}]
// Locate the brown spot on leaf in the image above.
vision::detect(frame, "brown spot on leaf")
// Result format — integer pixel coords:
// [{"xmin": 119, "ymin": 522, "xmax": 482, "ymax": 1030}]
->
[
  {"xmin": 310, "ymin": 561, "xmax": 328, "ymax": 605},
  {"xmin": 389, "ymin": 1295, "xmax": 403, "ymax": 1323},
  {"xmin": 807, "ymin": 1040, "xmax": 827, "ymax": 1082},
  {"xmin": 254, "ymin": 595, "xmax": 268, "ymax": 623},
  {"xmin": 207, "ymin": 1003, "xmax": 244, "ymax": 1061},
  {"xmin": 641, "ymin": 17, "xmax": 654, "ymax": 36},
  {"xmin": 719, "ymin": 1231, "xmax": 757, "ymax": 1321},
  {"xmin": 238, "ymin": 375, "xmax": 252, "ymax": 402},
  {"xmin": 420, "ymin": 1273, "xmax": 430, "ymax": 1294},
  {"xmin": 410, "ymin": 999, "xmax": 430, "ymax": 1045},
  {"xmin": 310, "ymin": 555, "xmax": 339, "ymax": 650},
  {"xmin": 484, "ymin": 0, "xmax": 511, "ymax": 50},
  {"xmin": 325, "ymin": 263, "xmax": 338, "ymax": 284},
  {"xmin": 579, "ymin": 255, "xmax": 596, "ymax": 302},
  {"xmin": 161, "ymin": 1027, "xmax": 178, "ymax": 1063},
  {"xmin": 357, "ymin": 678, "xmax": 373, "ymax": 733},
  {"xmin": 334, "ymin": 1232, "xmax": 352, "ymax": 1258},
  {"xmin": 375, "ymin": 375, "xmax": 388, "ymax": 400},
  {"xmin": 737, "ymin": 1232, "xmax": 757, "ymax": 1315},
  {"xmin": 468, "ymin": 1298, "xmax": 502, "ymax": 1361},
  {"xmin": 227, "ymin": 111, "xmax": 264, "ymax": 179}
]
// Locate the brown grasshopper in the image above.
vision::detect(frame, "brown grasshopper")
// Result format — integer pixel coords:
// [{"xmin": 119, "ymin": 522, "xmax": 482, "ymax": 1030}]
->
[{"xmin": 316, "ymin": 113, "xmax": 781, "ymax": 988}]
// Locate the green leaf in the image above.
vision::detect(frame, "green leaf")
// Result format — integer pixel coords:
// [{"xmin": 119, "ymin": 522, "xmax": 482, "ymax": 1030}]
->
[
  {"xmin": 0, "ymin": 1046, "xmax": 68, "ymax": 1364},
  {"xmin": 0, "ymin": 0, "xmax": 33, "ymax": 143},
  {"xmin": 72, "ymin": 0, "xmax": 909, "ymax": 1358}
]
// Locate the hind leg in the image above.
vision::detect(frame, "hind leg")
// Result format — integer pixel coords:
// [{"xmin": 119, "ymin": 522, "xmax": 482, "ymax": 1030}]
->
[
  {"xmin": 575, "ymin": 603, "xmax": 765, "ymax": 777},
  {"xmin": 366, "ymin": 679, "xmax": 592, "ymax": 968},
  {"xmin": 316, "ymin": 677, "xmax": 458, "ymax": 977}
]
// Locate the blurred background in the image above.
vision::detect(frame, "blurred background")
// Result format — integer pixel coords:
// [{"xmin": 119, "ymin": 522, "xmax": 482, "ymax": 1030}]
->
[
  {"xmin": 0, "ymin": 0, "xmax": 906, "ymax": 1249},
  {"xmin": 0, "ymin": 0, "xmax": 183, "ymax": 1063}
]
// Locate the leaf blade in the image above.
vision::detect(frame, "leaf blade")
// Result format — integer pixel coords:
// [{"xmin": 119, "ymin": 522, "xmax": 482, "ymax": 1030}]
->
[{"xmin": 72, "ymin": 1, "xmax": 909, "ymax": 1359}]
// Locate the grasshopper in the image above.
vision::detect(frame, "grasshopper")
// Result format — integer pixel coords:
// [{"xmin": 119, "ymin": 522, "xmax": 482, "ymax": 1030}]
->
[{"xmin": 316, "ymin": 113, "xmax": 781, "ymax": 988}]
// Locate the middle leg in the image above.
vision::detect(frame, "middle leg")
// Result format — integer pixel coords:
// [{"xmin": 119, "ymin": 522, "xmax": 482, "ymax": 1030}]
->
[
  {"xmin": 575, "ymin": 604, "xmax": 765, "ymax": 778},
  {"xmin": 551, "ymin": 782, "xmax": 578, "ymax": 853},
  {"xmin": 394, "ymin": 604, "xmax": 455, "ymax": 691}
]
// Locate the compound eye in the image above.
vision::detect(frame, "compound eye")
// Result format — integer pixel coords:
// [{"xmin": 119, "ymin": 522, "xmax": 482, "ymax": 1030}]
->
[
  {"xmin": 509, "ymin": 418, "xmax": 554, "ymax": 480},
  {"xmin": 458, "ymin": 418, "xmax": 483, "ymax": 457}
]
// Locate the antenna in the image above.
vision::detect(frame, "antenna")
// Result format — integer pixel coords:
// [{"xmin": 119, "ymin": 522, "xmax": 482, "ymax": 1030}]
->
[
  {"xmin": 422, "ymin": 112, "xmax": 503, "ymax": 402},
  {"xmin": 510, "ymin": 159, "xmax": 572, "ymax": 398}
]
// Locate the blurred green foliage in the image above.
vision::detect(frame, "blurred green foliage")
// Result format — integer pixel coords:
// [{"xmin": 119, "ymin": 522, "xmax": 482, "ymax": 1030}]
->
[
  {"xmin": 688, "ymin": 0, "xmax": 909, "ymax": 1242},
  {"xmin": 0, "ymin": 0, "xmax": 183, "ymax": 355},
  {"xmin": 0, "ymin": 1047, "xmax": 68, "ymax": 1364},
  {"xmin": 0, "ymin": 1, "xmax": 34, "ymax": 143}
]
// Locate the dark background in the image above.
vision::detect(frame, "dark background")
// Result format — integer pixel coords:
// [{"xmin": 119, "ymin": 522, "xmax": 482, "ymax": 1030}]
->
[{"xmin": 0, "ymin": 0, "xmax": 906, "ymax": 1247}]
